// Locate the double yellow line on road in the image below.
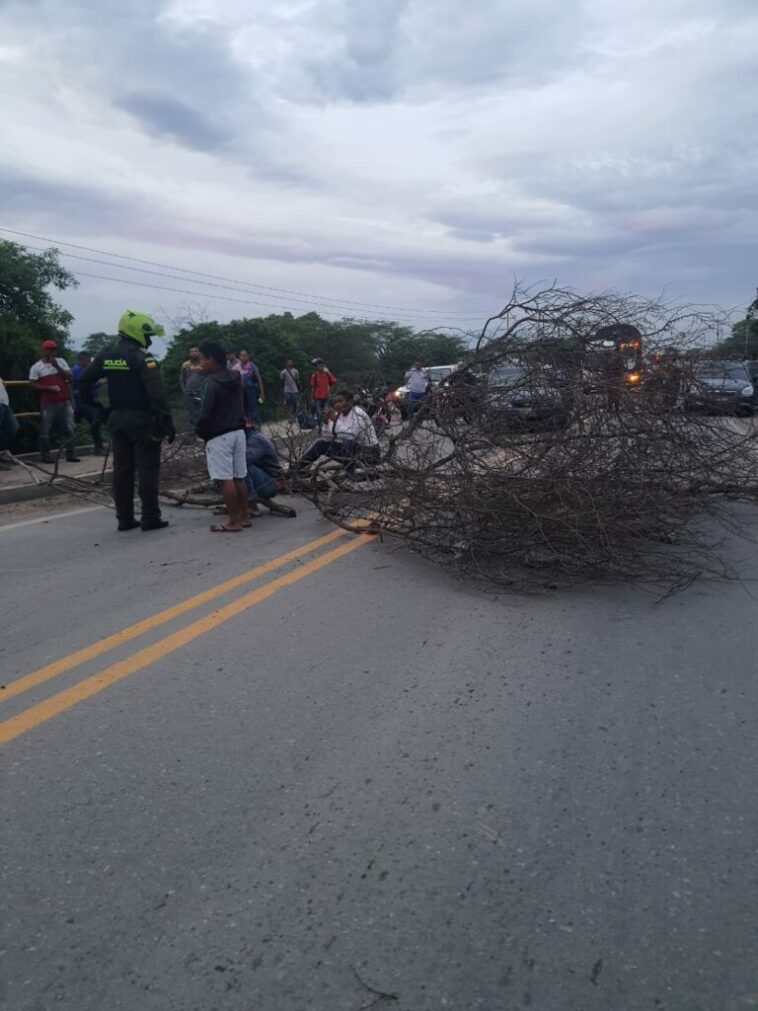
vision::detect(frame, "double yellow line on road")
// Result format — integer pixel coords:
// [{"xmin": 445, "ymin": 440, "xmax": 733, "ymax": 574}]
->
[{"xmin": 0, "ymin": 527, "xmax": 372, "ymax": 745}]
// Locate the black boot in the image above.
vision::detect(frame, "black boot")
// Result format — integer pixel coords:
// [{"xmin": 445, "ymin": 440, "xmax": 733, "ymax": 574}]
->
[
  {"xmin": 39, "ymin": 439, "xmax": 53, "ymax": 464},
  {"xmin": 141, "ymin": 519, "xmax": 169, "ymax": 531},
  {"xmin": 117, "ymin": 520, "xmax": 140, "ymax": 531}
]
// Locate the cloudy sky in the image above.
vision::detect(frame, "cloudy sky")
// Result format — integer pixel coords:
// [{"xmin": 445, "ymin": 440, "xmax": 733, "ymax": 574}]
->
[{"xmin": 1, "ymin": 0, "xmax": 756, "ymax": 345}]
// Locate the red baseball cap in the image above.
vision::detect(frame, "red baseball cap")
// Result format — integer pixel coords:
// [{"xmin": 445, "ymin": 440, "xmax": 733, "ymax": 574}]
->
[{"xmin": 41, "ymin": 340, "xmax": 58, "ymax": 350}]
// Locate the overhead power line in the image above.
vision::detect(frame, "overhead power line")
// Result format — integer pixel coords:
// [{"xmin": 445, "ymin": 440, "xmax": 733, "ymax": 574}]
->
[
  {"xmin": 19, "ymin": 242, "xmax": 475, "ymax": 327},
  {"xmin": 71, "ymin": 270, "xmax": 333, "ymax": 315},
  {"xmin": 69, "ymin": 270, "xmax": 478, "ymax": 334},
  {"xmin": 0, "ymin": 225, "xmax": 489, "ymax": 323}
]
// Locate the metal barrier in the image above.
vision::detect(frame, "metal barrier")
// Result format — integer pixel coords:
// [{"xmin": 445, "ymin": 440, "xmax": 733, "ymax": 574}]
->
[{"xmin": 3, "ymin": 380, "xmax": 40, "ymax": 418}]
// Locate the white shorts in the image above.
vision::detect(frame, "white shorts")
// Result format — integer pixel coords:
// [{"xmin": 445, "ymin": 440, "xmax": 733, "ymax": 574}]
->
[{"xmin": 205, "ymin": 429, "xmax": 247, "ymax": 480}]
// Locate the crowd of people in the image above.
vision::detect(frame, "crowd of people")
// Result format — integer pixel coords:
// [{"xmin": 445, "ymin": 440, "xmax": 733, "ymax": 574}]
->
[
  {"xmin": 0, "ymin": 343, "xmax": 109, "ymax": 469},
  {"xmin": 178, "ymin": 347, "xmax": 337, "ymax": 432},
  {"xmin": 0, "ymin": 308, "xmax": 415, "ymax": 531},
  {"xmin": 190, "ymin": 343, "xmax": 379, "ymax": 531}
]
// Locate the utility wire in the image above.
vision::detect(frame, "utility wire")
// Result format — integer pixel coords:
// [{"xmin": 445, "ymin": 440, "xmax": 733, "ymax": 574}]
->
[
  {"xmin": 0, "ymin": 225, "xmax": 489, "ymax": 323},
  {"xmin": 20, "ymin": 242, "xmax": 475, "ymax": 326},
  {"xmin": 71, "ymin": 270, "xmax": 478, "ymax": 331}
]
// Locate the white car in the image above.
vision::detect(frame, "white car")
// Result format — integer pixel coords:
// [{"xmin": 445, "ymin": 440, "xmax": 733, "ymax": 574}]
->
[
  {"xmin": 391, "ymin": 364, "xmax": 460, "ymax": 417},
  {"xmin": 426, "ymin": 364, "xmax": 459, "ymax": 386}
]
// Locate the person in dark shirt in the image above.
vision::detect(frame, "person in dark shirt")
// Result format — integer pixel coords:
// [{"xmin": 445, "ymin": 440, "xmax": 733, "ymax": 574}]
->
[
  {"xmin": 196, "ymin": 341, "xmax": 249, "ymax": 532},
  {"xmin": 71, "ymin": 352, "xmax": 105, "ymax": 455},
  {"xmin": 79, "ymin": 310, "xmax": 175, "ymax": 531}
]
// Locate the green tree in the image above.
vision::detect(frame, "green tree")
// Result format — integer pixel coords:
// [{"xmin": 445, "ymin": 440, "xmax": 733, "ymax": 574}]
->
[
  {"xmin": 160, "ymin": 312, "xmax": 472, "ymax": 417},
  {"xmin": 0, "ymin": 240, "xmax": 78, "ymax": 378},
  {"xmin": 373, "ymin": 326, "xmax": 469, "ymax": 384},
  {"xmin": 81, "ymin": 332, "xmax": 117, "ymax": 356},
  {"xmin": 713, "ymin": 293, "xmax": 758, "ymax": 360},
  {"xmin": 161, "ymin": 320, "xmax": 225, "ymax": 401},
  {"xmin": 161, "ymin": 316, "xmax": 304, "ymax": 417}
]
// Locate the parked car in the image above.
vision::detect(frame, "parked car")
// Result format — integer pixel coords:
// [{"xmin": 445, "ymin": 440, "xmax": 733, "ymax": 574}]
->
[
  {"xmin": 684, "ymin": 361, "xmax": 756, "ymax": 416},
  {"xmin": 485, "ymin": 364, "xmax": 570, "ymax": 428},
  {"xmin": 426, "ymin": 368, "xmax": 486, "ymax": 424},
  {"xmin": 426, "ymin": 364, "xmax": 459, "ymax": 386},
  {"xmin": 389, "ymin": 364, "xmax": 459, "ymax": 419}
]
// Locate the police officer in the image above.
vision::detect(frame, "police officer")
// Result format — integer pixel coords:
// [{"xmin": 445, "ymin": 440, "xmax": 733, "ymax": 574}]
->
[{"xmin": 80, "ymin": 310, "xmax": 176, "ymax": 531}]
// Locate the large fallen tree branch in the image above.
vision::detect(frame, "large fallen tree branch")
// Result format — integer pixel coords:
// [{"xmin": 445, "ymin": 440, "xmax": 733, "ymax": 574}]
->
[{"xmin": 294, "ymin": 282, "xmax": 757, "ymax": 592}]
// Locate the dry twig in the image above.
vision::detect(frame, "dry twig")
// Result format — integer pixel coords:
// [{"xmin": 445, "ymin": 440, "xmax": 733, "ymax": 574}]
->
[{"xmin": 350, "ymin": 965, "xmax": 399, "ymax": 1009}]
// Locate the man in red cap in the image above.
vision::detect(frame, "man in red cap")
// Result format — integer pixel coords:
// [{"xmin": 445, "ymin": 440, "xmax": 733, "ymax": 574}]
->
[{"xmin": 28, "ymin": 340, "xmax": 80, "ymax": 463}]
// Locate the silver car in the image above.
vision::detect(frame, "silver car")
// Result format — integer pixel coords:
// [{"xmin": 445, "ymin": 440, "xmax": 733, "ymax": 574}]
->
[{"xmin": 684, "ymin": 361, "xmax": 755, "ymax": 415}]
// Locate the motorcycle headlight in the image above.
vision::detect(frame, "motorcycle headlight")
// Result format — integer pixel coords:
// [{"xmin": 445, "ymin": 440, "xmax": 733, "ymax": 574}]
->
[{"xmin": 741, "ymin": 385, "xmax": 754, "ymax": 397}]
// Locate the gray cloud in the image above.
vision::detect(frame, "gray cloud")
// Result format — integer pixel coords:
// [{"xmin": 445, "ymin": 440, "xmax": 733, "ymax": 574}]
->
[
  {"xmin": 153, "ymin": 219, "xmax": 515, "ymax": 303},
  {"xmin": 394, "ymin": 0, "xmax": 590, "ymax": 91},
  {"xmin": 301, "ymin": 0, "xmax": 408, "ymax": 102},
  {"xmin": 0, "ymin": 0, "xmax": 755, "ymax": 335},
  {"xmin": 3, "ymin": 0, "xmax": 251, "ymax": 152},
  {"xmin": 0, "ymin": 170, "xmax": 135, "ymax": 231},
  {"xmin": 115, "ymin": 93, "xmax": 231, "ymax": 152},
  {"xmin": 277, "ymin": 0, "xmax": 591, "ymax": 104}
]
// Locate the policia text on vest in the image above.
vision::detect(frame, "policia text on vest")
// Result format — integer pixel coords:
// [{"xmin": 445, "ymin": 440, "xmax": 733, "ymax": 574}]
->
[{"xmin": 79, "ymin": 312, "xmax": 176, "ymax": 532}]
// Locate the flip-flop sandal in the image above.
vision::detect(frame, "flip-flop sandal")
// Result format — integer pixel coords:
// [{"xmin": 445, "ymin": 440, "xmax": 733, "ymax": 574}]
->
[
  {"xmin": 210, "ymin": 523, "xmax": 241, "ymax": 533},
  {"xmin": 212, "ymin": 508, "xmax": 256, "ymax": 521}
]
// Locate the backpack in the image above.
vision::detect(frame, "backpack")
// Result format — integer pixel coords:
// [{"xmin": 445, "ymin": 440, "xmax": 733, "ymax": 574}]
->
[{"xmin": 296, "ymin": 408, "xmax": 318, "ymax": 430}]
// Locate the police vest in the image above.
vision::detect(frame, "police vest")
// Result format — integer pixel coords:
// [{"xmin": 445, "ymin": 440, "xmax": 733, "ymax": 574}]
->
[{"xmin": 99, "ymin": 340, "xmax": 153, "ymax": 412}]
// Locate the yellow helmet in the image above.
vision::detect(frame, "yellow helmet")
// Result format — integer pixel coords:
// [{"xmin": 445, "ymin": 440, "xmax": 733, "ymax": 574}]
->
[{"xmin": 117, "ymin": 310, "xmax": 165, "ymax": 349}]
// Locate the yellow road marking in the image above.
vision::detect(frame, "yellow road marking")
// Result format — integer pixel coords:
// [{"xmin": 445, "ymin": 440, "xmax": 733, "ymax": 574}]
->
[
  {"xmin": 1, "ymin": 528, "xmax": 348, "ymax": 703},
  {"xmin": 0, "ymin": 533, "xmax": 373, "ymax": 745}
]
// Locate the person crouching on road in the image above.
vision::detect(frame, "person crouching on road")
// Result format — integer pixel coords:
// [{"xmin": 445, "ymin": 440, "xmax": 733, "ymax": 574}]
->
[
  {"xmin": 196, "ymin": 341, "xmax": 249, "ymax": 532},
  {"xmin": 297, "ymin": 389, "xmax": 380, "ymax": 471},
  {"xmin": 245, "ymin": 428, "xmax": 281, "ymax": 516}
]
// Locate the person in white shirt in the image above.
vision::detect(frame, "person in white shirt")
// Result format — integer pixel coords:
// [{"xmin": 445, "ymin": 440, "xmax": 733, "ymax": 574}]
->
[
  {"xmin": 297, "ymin": 390, "xmax": 380, "ymax": 470},
  {"xmin": 280, "ymin": 359, "xmax": 301, "ymax": 417},
  {"xmin": 404, "ymin": 360, "xmax": 429, "ymax": 419},
  {"xmin": 28, "ymin": 340, "xmax": 80, "ymax": 463}
]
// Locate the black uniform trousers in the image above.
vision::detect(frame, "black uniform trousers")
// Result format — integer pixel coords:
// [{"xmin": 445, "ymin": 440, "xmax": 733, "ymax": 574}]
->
[{"xmin": 110, "ymin": 428, "xmax": 162, "ymax": 525}]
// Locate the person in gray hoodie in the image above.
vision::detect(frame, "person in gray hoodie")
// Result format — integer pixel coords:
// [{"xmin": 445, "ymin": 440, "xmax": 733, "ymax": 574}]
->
[{"xmin": 196, "ymin": 341, "xmax": 249, "ymax": 532}]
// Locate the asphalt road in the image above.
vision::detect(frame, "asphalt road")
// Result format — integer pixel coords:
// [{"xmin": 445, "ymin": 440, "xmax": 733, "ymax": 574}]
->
[{"xmin": 1, "ymin": 497, "xmax": 757, "ymax": 1011}]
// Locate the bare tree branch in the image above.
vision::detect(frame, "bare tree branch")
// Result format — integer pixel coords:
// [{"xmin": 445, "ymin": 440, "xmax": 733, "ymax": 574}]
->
[{"xmin": 294, "ymin": 282, "xmax": 757, "ymax": 593}]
